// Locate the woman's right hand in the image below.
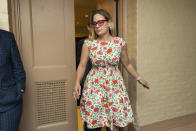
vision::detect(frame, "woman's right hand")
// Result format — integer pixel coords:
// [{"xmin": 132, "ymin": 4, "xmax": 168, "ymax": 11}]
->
[{"xmin": 73, "ymin": 83, "xmax": 81, "ymax": 100}]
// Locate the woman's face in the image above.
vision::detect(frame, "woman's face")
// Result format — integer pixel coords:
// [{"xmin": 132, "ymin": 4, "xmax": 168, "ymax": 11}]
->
[{"xmin": 92, "ymin": 14, "xmax": 110, "ymax": 37}]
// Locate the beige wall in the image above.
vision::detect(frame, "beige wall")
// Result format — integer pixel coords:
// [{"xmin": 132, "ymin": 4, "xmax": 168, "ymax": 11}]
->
[
  {"xmin": 127, "ymin": 0, "xmax": 196, "ymax": 127},
  {"xmin": 0, "ymin": 0, "xmax": 9, "ymax": 31}
]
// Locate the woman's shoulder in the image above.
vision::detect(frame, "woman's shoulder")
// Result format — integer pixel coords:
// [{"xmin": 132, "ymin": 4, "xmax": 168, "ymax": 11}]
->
[
  {"xmin": 115, "ymin": 37, "xmax": 125, "ymax": 42},
  {"xmin": 84, "ymin": 38, "xmax": 94, "ymax": 43},
  {"xmin": 114, "ymin": 37, "xmax": 126, "ymax": 47},
  {"xmin": 84, "ymin": 38, "xmax": 94, "ymax": 47},
  {"xmin": 114, "ymin": 37, "xmax": 126, "ymax": 43}
]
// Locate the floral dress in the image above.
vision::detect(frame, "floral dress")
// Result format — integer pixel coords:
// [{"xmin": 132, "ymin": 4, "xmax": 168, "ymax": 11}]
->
[{"xmin": 80, "ymin": 37, "xmax": 134, "ymax": 129}]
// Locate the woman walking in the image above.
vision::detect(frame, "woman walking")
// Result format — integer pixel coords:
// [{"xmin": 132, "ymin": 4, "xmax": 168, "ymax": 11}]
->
[{"xmin": 73, "ymin": 9, "xmax": 149, "ymax": 131}]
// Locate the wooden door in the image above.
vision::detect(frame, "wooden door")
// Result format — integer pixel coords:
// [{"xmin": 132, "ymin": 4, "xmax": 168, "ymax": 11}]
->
[{"xmin": 9, "ymin": 0, "xmax": 77, "ymax": 131}]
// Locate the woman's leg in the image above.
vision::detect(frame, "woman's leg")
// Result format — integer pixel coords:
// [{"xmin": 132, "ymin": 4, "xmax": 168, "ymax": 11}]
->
[
  {"xmin": 85, "ymin": 127, "xmax": 102, "ymax": 131},
  {"xmin": 107, "ymin": 126, "xmax": 119, "ymax": 131},
  {"xmin": 85, "ymin": 122, "xmax": 102, "ymax": 131}
]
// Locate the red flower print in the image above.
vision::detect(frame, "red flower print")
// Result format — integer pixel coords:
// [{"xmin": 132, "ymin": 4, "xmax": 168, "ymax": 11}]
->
[
  {"xmin": 91, "ymin": 47, "xmax": 97, "ymax": 51},
  {"xmin": 123, "ymin": 107, "xmax": 127, "ymax": 111},
  {"xmin": 100, "ymin": 84, "xmax": 105, "ymax": 88},
  {"xmin": 93, "ymin": 107, "xmax": 99, "ymax": 112},
  {"xmin": 95, "ymin": 60, "xmax": 101, "ymax": 64},
  {"xmin": 86, "ymin": 101, "xmax": 92, "ymax": 106},
  {"xmin": 107, "ymin": 48, "xmax": 112, "ymax": 53},
  {"xmin": 112, "ymin": 57, "xmax": 118, "ymax": 62},
  {"xmin": 83, "ymin": 86, "xmax": 89, "ymax": 90},
  {"xmin": 109, "ymin": 102, "xmax": 113, "ymax": 106},
  {"xmin": 109, "ymin": 93, "xmax": 112, "ymax": 97},
  {"xmin": 108, "ymin": 120, "xmax": 111, "ymax": 125},
  {"xmin": 87, "ymin": 38, "xmax": 92, "ymax": 41},
  {"xmin": 81, "ymin": 106, "xmax": 85, "ymax": 112},
  {"xmin": 128, "ymin": 103, "xmax": 131, "ymax": 106},
  {"xmin": 102, "ymin": 65, "xmax": 106, "ymax": 68},
  {"xmin": 101, "ymin": 97, "xmax": 104, "ymax": 102},
  {"xmin": 113, "ymin": 80, "xmax": 118, "ymax": 85},
  {"xmin": 98, "ymin": 123, "xmax": 103, "ymax": 127},
  {"xmin": 99, "ymin": 115, "xmax": 103, "ymax": 119},
  {"xmin": 113, "ymin": 119, "xmax": 116, "ymax": 123},
  {"xmin": 106, "ymin": 87, "xmax": 111, "ymax": 91},
  {"xmin": 115, "ymin": 90, "xmax": 120, "ymax": 94},
  {"xmin": 106, "ymin": 80, "xmax": 109, "ymax": 85},
  {"xmin": 127, "ymin": 121, "xmax": 132, "ymax": 125},
  {"xmin": 125, "ymin": 112, "xmax": 128, "ymax": 117},
  {"xmin": 110, "ymin": 70, "xmax": 113, "ymax": 76},
  {"xmin": 95, "ymin": 79, "xmax": 99, "ymax": 84},
  {"xmin": 82, "ymin": 100, "xmax": 86, "ymax": 103},
  {"xmin": 105, "ymin": 109, "xmax": 110, "ymax": 114},
  {"xmin": 91, "ymin": 71, "xmax": 95, "ymax": 76},
  {"xmin": 95, "ymin": 89, "xmax": 100, "ymax": 93},
  {"xmin": 124, "ymin": 97, "xmax": 128, "ymax": 101},
  {"xmin": 88, "ymin": 46, "xmax": 91, "ymax": 50},
  {"xmin": 106, "ymin": 97, "xmax": 109, "ymax": 100},
  {"xmin": 104, "ymin": 104, "xmax": 108, "ymax": 108},
  {"xmin": 114, "ymin": 39, "xmax": 119, "ymax": 44},
  {"xmin": 91, "ymin": 105, "xmax": 94, "ymax": 109},
  {"xmin": 100, "ymin": 42, "xmax": 108, "ymax": 45},
  {"xmin": 112, "ymin": 107, "xmax": 118, "ymax": 112},
  {"xmin": 97, "ymin": 51, "xmax": 103, "ymax": 55},
  {"xmin": 85, "ymin": 111, "xmax": 90, "ymax": 116},
  {"xmin": 119, "ymin": 98, "xmax": 123, "ymax": 103},
  {"xmin": 92, "ymin": 120, "xmax": 97, "ymax": 125},
  {"xmin": 85, "ymin": 92, "xmax": 88, "ymax": 96}
]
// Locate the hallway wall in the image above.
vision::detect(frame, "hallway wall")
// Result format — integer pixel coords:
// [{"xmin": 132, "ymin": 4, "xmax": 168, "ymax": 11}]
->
[
  {"xmin": 127, "ymin": 0, "xmax": 196, "ymax": 127},
  {"xmin": 0, "ymin": 0, "xmax": 9, "ymax": 30}
]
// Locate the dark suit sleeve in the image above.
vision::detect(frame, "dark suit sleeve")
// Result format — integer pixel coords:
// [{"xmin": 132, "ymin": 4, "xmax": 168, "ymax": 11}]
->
[
  {"xmin": 9, "ymin": 33, "xmax": 26, "ymax": 94},
  {"xmin": 76, "ymin": 38, "xmax": 86, "ymax": 68}
]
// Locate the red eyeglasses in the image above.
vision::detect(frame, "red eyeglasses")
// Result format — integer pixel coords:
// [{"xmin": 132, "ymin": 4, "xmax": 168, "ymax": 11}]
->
[{"xmin": 92, "ymin": 20, "xmax": 108, "ymax": 27}]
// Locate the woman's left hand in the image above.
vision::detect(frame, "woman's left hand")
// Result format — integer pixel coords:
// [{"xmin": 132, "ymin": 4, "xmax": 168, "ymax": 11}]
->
[{"xmin": 138, "ymin": 79, "xmax": 150, "ymax": 89}]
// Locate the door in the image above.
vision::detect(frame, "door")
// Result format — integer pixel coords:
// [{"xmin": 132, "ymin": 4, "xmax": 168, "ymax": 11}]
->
[{"xmin": 9, "ymin": 0, "xmax": 77, "ymax": 131}]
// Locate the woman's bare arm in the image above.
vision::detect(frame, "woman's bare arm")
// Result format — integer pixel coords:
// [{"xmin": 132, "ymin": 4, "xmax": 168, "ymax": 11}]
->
[
  {"xmin": 74, "ymin": 43, "xmax": 89, "ymax": 99},
  {"xmin": 120, "ymin": 44, "xmax": 150, "ymax": 89}
]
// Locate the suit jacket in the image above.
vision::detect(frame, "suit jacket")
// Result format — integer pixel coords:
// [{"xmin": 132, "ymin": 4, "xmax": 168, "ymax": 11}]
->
[{"xmin": 0, "ymin": 29, "xmax": 26, "ymax": 112}]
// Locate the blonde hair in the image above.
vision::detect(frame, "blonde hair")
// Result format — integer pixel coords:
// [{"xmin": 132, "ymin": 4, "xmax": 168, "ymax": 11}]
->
[{"xmin": 90, "ymin": 9, "xmax": 115, "ymax": 40}]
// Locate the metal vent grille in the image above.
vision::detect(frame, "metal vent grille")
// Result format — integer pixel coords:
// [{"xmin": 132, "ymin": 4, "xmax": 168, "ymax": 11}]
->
[{"xmin": 36, "ymin": 80, "xmax": 68, "ymax": 125}]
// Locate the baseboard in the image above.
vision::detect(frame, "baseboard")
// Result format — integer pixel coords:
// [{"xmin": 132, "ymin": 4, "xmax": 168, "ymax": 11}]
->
[{"xmin": 136, "ymin": 113, "xmax": 196, "ymax": 131}]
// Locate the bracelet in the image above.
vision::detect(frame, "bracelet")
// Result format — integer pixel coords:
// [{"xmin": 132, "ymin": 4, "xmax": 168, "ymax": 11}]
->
[{"xmin": 136, "ymin": 76, "xmax": 142, "ymax": 81}]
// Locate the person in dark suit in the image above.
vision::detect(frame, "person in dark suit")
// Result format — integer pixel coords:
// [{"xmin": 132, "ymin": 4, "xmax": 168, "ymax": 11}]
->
[
  {"xmin": 75, "ymin": 23, "xmax": 92, "ymax": 106},
  {"xmin": 0, "ymin": 29, "xmax": 26, "ymax": 131}
]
